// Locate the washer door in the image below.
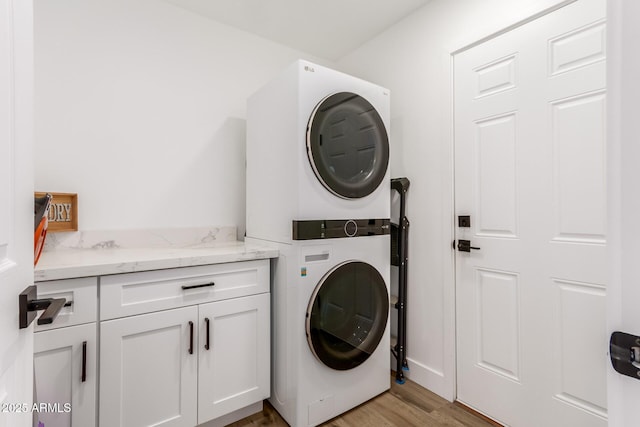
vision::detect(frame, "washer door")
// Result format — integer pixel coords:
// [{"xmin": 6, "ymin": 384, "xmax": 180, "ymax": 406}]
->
[
  {"xmin": 307, "ymin": 92, "xmax": 389, "ymax": 199},
  {"xmin": 306, "ymin": 261, "xmax": 389, "ymax": 370}
]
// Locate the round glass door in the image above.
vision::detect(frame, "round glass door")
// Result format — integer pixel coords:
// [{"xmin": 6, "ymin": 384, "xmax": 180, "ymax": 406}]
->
[
  {"xmin": 306, "ymin": 92, "xmax": 389, "ymax": 199},
  {"xmin": 306, "ymin": 261, "xmax": 389, "ymax": 370}
]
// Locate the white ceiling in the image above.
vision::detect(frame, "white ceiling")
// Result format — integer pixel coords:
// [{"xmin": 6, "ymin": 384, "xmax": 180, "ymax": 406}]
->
[{"xmin": 164, "ymin": 0, "xmax": 432, "ymax": 61}]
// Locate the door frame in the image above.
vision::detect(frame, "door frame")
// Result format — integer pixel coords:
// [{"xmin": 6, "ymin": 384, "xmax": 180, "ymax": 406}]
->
[{"xmin": 442, "ymin": 0, "xmax": 580, "ymax": 402}]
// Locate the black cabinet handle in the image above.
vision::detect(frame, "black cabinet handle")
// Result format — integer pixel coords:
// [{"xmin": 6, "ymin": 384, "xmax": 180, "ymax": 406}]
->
[
  {"xmin": 188, "ymin": 321, "xmax": 194, "ymax": 355},
  {"xmin": 181, "ymin": 282, "xmax": 215, "ymax": 291},
  {"xmin": 81, "ymin": 341, "xmax": 87, "ymax": 382},
  {"xmin": 205, "ymin": 318, "xmax": 210, "ymax": 350}
]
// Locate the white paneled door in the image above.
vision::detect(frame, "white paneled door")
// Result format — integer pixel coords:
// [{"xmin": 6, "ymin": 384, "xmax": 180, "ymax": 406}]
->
[
  {"xmin": 454, "ymin": 0, "xmax": 607, "ymax": 426},
  {"xmin": 0, "ymin": 0, "xmax": 34, "ymax": 426},
  {"xmin": 606, "ymin": 1, "xmax": 640, "ymax": 425}
]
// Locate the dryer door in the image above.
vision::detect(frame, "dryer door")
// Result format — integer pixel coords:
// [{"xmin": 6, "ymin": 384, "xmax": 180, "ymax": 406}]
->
[
  {"xmin": 306, "ymin": 92, "xmax": 389, "ymax": 199},
  {"xmin": 306, "ymin": 261, "xmax": 389, "ymax": 370}
]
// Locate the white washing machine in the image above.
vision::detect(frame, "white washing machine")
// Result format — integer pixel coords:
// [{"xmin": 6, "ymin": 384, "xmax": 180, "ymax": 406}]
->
[
  {"xmin": 246, "ymin": 60, "xmax": 391, "ymax": 426},
  {"xmin": 246, "ymin": 60, "xmax": 391, "ymax": 244},
  {"xmin": 247, "ymin": 234, "xmax": 390, "ymax": 427}
]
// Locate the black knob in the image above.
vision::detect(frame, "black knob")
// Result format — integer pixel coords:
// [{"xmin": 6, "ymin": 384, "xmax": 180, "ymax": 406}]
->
[{"xmin": 344, "ymin": 220, "xmax": 358, "ymax": 237}]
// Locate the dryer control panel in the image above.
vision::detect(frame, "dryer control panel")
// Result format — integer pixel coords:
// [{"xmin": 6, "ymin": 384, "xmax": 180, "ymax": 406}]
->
[{"xmin": 292, "ymin": 219, "xmax": 390, "ymax": 240}]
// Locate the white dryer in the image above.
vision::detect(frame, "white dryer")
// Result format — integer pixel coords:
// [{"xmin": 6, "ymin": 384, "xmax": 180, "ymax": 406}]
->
[
  {"xmin": 246, "ymin": 60, "xmax": 390, "ymax": 244},
  {"xmin": 246, "ymin": 234, "xmax": 390, "ymax": 427}
]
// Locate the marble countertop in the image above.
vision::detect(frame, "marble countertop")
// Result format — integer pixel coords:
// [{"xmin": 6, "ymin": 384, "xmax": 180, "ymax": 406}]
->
[{"xmin": 35, "ymin": 241, "xmax": 279, "ymax": 282}]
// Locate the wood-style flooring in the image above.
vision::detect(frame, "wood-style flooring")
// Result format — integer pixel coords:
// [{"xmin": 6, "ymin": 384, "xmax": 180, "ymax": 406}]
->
[{"xmin": 228, "ymin": 373, "xmax": 500, "ymax": 427}]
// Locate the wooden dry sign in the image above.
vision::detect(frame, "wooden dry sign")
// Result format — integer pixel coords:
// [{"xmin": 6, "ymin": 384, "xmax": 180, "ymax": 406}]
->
[{"xmin": 35, "ymin": 192, "xmax": 78, "ymax": 232}]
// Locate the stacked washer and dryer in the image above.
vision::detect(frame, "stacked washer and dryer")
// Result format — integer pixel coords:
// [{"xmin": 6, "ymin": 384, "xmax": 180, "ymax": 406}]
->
[{"xmin": 246, "ymin": 60, "xmax": 391, "ymax": 427}]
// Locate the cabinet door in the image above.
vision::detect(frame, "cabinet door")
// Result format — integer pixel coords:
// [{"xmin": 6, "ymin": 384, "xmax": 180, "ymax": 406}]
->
[
  {"xmin": 34, "ymin": 323, "xmax": 97, "ymax": 427},
  {"xmin": 197, "ymin": 293, "xmax": 270, "ymax": 423},
  {"xmin": 100, "ymin": 306, "xmax": 198, "ymax": 427}
]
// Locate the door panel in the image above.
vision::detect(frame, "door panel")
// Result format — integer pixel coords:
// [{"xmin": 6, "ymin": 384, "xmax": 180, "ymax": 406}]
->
[
  {"xmin": 475, "ymin": 55, "xmax": 517, "ymax": 98},
  {"xmin": 552, "ymin": 279, "xmax": 607, "ymax": 416},
  {"xmin": 455, "ymin": 0, "xmax": 607, "ymax": 426},
  {"xmin": 475, "ymin": 113, "xmax": 518, "ymax": 237},
  {"xmin": 551, "ymin": 91, "xmax": 607, "ymax": 243},
  {"xmin": 549, "ymin": 21, "xmax": 606, "ymax": 76},
  {"xmin": 475, "ymin": 269, "xmax": 520, "ymax": 381}
]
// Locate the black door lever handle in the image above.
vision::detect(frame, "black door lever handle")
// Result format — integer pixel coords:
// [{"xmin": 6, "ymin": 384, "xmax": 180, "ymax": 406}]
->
[
  {"xmin": 457, "ymin": 240, "xmax": 481, "ymax": 252},
  {"xmin": 610, "ymin": 331, "xmax": 640, "ymax": 380},
  {"xmin": 19, "ymin": 285, "xmax": 66, "ymax": 328}
]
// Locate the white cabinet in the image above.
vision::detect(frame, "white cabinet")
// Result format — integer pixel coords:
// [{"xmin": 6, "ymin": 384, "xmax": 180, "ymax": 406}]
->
[
  {"xmin": 100, "ymin": 306, "xmax": 198, "ymax": 427},
  {"xmin": 33, "ymin": 277, "xmax": 97, "ymax": 427},
  {"xmin": 99, "ymin": 260, "xmax": 271, "ymax": 427},
  {"xmin": 34, "ymin": 324, "xmax": 97, "ymax": 427},
  {"xmin": 197, "ymin": 294, "xmax": 270, "ymax": 422}
]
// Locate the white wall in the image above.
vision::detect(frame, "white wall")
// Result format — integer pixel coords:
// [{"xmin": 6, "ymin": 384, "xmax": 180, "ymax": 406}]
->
[
  {"xmin": 34, "ymin": 0, "xmax": 331, "ymax": 237},
  {"xmin": 337, "ymin": 0, "xmax": 569, "ymax": 399}
]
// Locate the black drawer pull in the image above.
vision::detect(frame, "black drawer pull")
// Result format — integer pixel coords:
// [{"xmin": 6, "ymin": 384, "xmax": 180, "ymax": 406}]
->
[
  {"xmin": 181, "ymin": 282, "xmax": 215, "ymax": 291},
  {"xmin": 205, "ymin": 318, "xmax": 210, "ymax": 350},
  {"xmin": 81, "ymin": 341, "xmax": 87, "ymax": 382},
  {"xmin": 188, "ymin": 321, "xmax": 194, "ymax": 355}
]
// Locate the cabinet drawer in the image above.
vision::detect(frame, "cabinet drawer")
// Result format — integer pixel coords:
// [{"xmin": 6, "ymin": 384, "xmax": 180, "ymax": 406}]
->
[
  {"xmin": 101, "ymin": 260, "xmax": 269, "ymax": 320},
  {"xmin": 35, "ymin": 277, "xmax": 98, "ymax": 332}
]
